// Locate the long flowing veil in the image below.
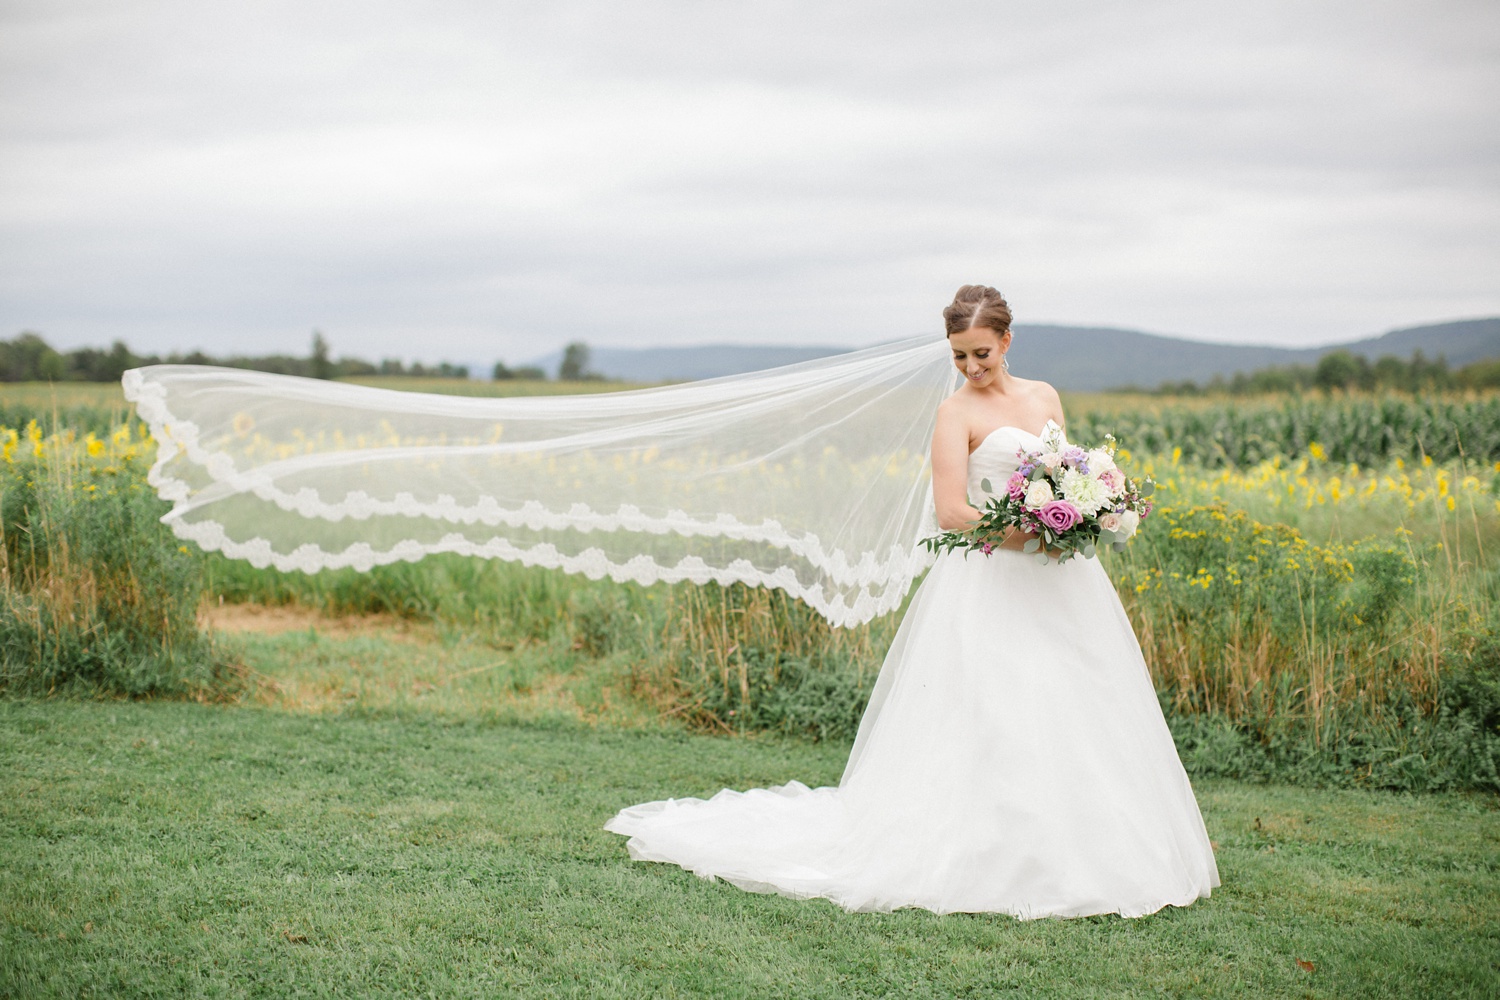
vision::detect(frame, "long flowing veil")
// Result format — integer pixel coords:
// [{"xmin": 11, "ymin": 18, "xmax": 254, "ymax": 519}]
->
[{"xmin": 123, "ymin": 336, "xmax": 957, "ymax": 627}]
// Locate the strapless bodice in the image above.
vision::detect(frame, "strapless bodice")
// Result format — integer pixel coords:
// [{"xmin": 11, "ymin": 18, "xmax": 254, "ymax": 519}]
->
[{"xmin": 967, "ymin": 420, "xmax": 1063, "ymax": 502}]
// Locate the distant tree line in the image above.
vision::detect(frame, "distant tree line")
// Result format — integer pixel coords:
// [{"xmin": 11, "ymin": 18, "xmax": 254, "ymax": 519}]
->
[
  {"xmin": 0, "ymin": 331, "xmax": 492, "ymax": 383},
  {"xmin": 492, "ymin": 341, "xmax": 601, "ymax": 381},
  {"xmin": 1134, "ymin": 350, "xmax": 1500, "ymax": 396},
  {"xmin": 0, "ymin": 331, "xmax": 616, "ymax": 384}
]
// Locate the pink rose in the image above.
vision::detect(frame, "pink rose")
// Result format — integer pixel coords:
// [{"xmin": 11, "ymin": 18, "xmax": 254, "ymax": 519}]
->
[
  {"xmin": 1099, "ymin": 469, "xmax": 1125, "ymax": 495},
  {"xmin": 1038, "ymin": 499, "xmax": 1081, "ymax": 533},
  {"xmin": 1006, "ymin": 472, "xmax": 1027, "ymax": 500},
  {"xmin": 1099, "ymin": 512, "xmax": 1122, "ymax": 532}
]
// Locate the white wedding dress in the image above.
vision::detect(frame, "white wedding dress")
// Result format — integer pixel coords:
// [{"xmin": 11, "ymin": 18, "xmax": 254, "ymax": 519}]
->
[{"xmin": 605, "ymin": 423, "xmax": 1220, "ymax": 918}]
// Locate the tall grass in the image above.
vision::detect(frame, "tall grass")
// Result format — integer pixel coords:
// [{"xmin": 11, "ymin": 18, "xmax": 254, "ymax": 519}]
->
[
  {"xmin": 0, "ymin": 421, "xmax": 235, "ymax": 697},
  {"xmin": 2, "ymin": 391, "xmax": 1497, "ymax": 788},
  {"xmin": 623, "ymin": 583, "xmax": 903, "ymax": 741}
]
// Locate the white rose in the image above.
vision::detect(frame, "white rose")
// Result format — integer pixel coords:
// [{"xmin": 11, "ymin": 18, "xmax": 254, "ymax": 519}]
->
[
  {"xmin": 1039, "ymin": 452, "xmax": 1064, "ymax": 472},
  {"xmin": 1117, "ymin": 509, "xmax": 1140, "ymax": 538},
  {"xmin": 1099, "ymin": 512, "xmax": 1122, "ymax": 532},
  {"xmin": 1087, "ymin": 449, "xmax": 1116, "ymax": 475},
  {"xmin": 1023, "ymin": 479, "xmax": 1054, "ymax": 508}
]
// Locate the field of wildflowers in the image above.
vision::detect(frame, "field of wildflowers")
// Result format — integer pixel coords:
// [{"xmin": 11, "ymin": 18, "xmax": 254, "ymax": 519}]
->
[
  {"xmin": 2, "ymin": 385, "xmax": 1498, "ymax": 789},
  {"xmin": 0, "ymin": 419, "xmax": 235, "ymax": 696}
]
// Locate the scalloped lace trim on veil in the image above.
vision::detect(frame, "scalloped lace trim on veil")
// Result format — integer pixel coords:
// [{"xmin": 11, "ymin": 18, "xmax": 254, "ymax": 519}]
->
[{"xmin": 124, "ymin": 336, "xmax": 957, "ymax": 626}]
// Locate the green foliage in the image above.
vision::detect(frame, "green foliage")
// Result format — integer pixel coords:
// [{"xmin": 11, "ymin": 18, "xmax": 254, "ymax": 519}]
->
[
  {"xmin": 491, "ymin": 360, "xmax": 549, "ymax": 381},
  {"xmin": 204, "ymin": 550, "xmax": 598, "ymax": 645},
  {"xmin": 1119, "ymin": 503, "xmax": 1418, "ymax": 647},
  {"xmin": 1167, "ymin": 655, "xmax": 1500, "ymax": 794},
  {"xmin": 570, "ymin": 588, "xmax": 632, "ymax": 657},
  {"xmin": 1101, "ymin": 503, "xmax": 1500, "ymax": 792},
  {"xmin": 1071, "ymin": 395, "xmax": 1500, "ymax": 467},
  {"xmin": 1430, "ymin": 635, "xmax": 1500, "ymax": 790},
  {"xmin": 0, "ymin": 330, "xmax": 471, "ymax": 383},
  {"xmin": 6, "ymin": 391, "xmax": 1500, "ymax": 790},
  {"xmin": 0, "ymin": 400, "xmax": 125, "ymax": 438},
  {"xmin": 1140, "ymin": 348, "xmax": 1483, "ymax": 396},
  {"xmin": 0, "ymin": 431, "xmax": 232, "ymax": 697},
  {"xmin": 558, "ymin": 340, "xmax": 602, "ymax": 381},
  {"xmin": 683, "ymin": 645, "xmax": 871, "ymax": 743},
  {"xmin": 309, "ymin": 330, "xmax": 334, "ymax": 380}
]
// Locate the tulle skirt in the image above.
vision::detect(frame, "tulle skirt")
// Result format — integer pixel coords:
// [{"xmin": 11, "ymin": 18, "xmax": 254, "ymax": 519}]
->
[{"xmin": 605, "ymin": 549, "xmax": 1220, "ymax": 918}]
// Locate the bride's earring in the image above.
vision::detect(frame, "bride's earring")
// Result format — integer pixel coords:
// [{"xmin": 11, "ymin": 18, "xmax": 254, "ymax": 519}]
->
[{"xmin": 1001, "ymin": 354, "xmax": 1011, "ymax": 374}]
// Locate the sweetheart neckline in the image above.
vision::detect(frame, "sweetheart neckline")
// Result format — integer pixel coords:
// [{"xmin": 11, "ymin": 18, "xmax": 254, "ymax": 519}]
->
[{"xmin": 969, "ymin": 419, "xmax": 1060, "ymax": 456}]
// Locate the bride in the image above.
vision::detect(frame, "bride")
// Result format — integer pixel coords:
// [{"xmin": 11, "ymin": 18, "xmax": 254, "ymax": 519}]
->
[
  {"xmin": 603, "ymin": 285, "xmax": 1221, "ymax": 918},
  {"xmin": 123, "ymin": 282, "xmax": 1217, "ymax": 919}
]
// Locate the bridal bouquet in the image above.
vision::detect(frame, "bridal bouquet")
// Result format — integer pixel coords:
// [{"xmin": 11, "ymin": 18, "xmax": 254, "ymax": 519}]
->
[{"xmin": 926, "ymin": 425, "xmax": 1154, "ymax": 563}]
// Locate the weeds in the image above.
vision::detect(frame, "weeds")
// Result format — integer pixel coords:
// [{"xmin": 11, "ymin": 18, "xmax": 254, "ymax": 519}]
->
[{"xmin": 0, "ymin": 420, "xmax": 235, "ymax": 697}]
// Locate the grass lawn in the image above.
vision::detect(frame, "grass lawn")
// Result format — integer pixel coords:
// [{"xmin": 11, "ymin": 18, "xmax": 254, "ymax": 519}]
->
[{"xmin": 3, "ymin": 683, "xmax": 1497, "ymax": 998}]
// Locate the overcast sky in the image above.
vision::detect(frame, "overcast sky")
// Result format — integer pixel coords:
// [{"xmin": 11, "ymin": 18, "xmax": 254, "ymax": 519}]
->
[{"xmin": 2, "ymin": 1, "xmax": 1497, "ymax": 365}]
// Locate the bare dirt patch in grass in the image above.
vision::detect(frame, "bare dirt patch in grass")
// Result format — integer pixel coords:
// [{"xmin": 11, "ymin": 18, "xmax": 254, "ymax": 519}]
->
[
  {"xmin": 203, "ymin": 602, "xmax": 429, "ymax": 642},
  {"xmin": 200, "ymin": 601, "xmax": 660, "ymax": 729}
]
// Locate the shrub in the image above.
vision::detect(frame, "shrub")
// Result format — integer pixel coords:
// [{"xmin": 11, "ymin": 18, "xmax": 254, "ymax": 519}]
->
[
  {"xmin": 0, "ymin": 422, "xmax": 235, "ymax": 697},
  {"xmin": 1114, "ymin": 503, "xmax": 1422, "ymax": 722}
]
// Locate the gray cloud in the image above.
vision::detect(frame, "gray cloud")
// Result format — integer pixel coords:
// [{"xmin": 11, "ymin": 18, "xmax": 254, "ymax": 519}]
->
[{"xmin": 1, "ymin": 0, "xmax": 1496, "ymax": 365}]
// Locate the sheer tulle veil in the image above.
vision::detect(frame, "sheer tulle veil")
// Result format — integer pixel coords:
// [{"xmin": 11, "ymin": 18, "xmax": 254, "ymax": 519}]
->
[{"xmin": 123, "ymin": 336, "xmax": 958, "ymax": 627}]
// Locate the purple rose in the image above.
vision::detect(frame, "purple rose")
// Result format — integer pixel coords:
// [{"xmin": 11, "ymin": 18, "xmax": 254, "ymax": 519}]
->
[
  {"xmin": 1006, "ymin": 472, "xmax": 1027, "ymax": 500},
  {"xmin": 1038, "ymin": 499, "xmax": 1082, "ymax": 533}
]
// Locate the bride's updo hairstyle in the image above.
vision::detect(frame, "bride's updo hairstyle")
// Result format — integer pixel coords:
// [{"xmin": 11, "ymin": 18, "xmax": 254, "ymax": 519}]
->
[{"xmin": 943, "ymin": 285, "xmax": 1012, "ymax": 338}]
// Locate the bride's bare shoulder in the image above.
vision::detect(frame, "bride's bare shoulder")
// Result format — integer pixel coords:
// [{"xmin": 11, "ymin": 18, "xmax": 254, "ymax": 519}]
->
[
  {"xmin": 1012, "ymin": 377, "xmax": 1065, "ymax": 421},
  {"xmin": 935, "ymin": 390, "xmax": 972, "ymax": 427},
  {"xmin": 1010, "ymin": 375, "xmax": 1061, "ymax": 403}
]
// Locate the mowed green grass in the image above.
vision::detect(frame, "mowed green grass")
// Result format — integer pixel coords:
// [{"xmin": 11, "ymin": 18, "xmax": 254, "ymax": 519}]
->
[{"xmin": 3, "ymin": 693, "xmax": 1497, "ymax": 999}]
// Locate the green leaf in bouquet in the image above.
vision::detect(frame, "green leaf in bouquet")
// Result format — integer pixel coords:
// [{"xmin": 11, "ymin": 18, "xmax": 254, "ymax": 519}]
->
[
  {"xmin": 980, "ymin": 477, "xmax": 992, "ymax": 494},
  {"xmin": 1023, "ymin": 538, "xmax": 1040, "ymax": 553},
  {"xmin": 1083, "ymin": 542, "xmax": 1096, "ymax": 558},
  {"xmin": 1035, "ymin": 552, "xmax": 1050, "ymax": 565},
  {"xmin": 1113, "ymin": 541, "xmax": 1126, "ymax": 552},
  {"xmin": 1140, "ymin": 481, "xmax": 1155, "ymax": 497}
]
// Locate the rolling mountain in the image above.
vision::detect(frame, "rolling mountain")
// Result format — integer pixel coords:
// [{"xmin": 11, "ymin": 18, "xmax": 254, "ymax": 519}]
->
[{"xmin": 522, "ymin": 317, "xmax": 1500, "ymax": 391}]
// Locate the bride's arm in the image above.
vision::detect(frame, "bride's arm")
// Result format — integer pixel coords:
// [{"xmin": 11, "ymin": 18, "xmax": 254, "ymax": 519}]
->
[{"xmin": 931, "ymin": 405, "xmax": 982, "ymax": 532}]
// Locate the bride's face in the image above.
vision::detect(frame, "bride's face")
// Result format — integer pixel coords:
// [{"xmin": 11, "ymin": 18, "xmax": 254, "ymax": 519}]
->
[{"xmin": 948, "ymin": 328, "xmax": 1008, "ymax": 388}]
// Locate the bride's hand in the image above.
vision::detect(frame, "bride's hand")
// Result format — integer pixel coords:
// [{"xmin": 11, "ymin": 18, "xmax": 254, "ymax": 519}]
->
[{"xmin": 994, "ymin": 528, "xmax": 1062, "ymax": 558}]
